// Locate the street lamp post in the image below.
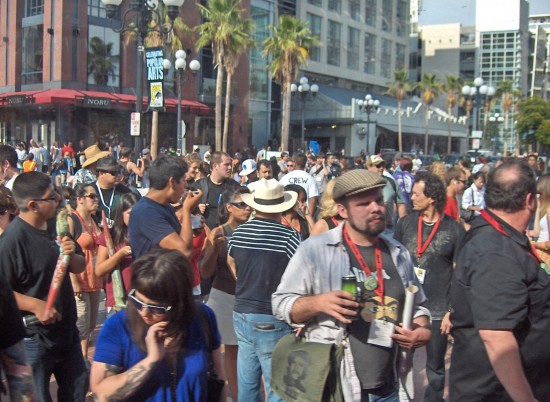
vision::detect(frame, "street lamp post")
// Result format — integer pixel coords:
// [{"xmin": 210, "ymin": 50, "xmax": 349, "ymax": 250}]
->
[
  {"xmin": 357, "ymin": 94, "xmax": 380, "ymax": 155},
  {"xmin": 101, "ymin": 0, "xmax": 185, "ymax": 157},
  {"xmin": 461, "ymin": 77, "xmax": 495, "ymax": 152},
  {"xmin": 163, "ymin": 50, "xmax": 200, "ymax": 153},
  {"xmin": 488, "ymin": 113, "xmax": 504, "ymax": 155},
  {"xmin": 290, "ymin": 77, "xmax": 319, "ymax": 151}
]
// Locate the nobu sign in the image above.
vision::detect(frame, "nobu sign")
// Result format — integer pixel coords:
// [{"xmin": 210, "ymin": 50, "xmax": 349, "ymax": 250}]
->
[
  {"xmin": 84, "ymin": 96, "xmax": 112, "ymax": 108},
  {"xmin": 145, "ymin": 47, "xmax": 164, "ymax": 109}
]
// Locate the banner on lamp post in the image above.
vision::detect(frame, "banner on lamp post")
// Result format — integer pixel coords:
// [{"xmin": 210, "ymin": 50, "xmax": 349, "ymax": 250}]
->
[
  {"xmin": 130, "ymin": 112, "xmax": 140, "ymax": 137},
  {"xmin": 145, "ymin": 47, "xmax": 164, "ymax": 109}
]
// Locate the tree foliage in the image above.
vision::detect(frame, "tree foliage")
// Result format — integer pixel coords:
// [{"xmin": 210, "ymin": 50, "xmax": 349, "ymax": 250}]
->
[
  {"xmin": 385, "ymin": 70, "xmax": 412, "ymax": 153},
  {"xmin": 88, "ymin": 37, "xmax": 119, "ymax": 86},
  {"xmin": 516, "ymin": 97, "xmax": 550, "ymax": 145}
]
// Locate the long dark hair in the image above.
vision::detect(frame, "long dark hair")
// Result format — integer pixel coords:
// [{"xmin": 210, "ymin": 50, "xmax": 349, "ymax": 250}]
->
[
  {"xmin": 218, "ymin": 187, "xmax": 250, "ymax": 224},
  {"xmin": 112, "ymin": 193, "xmax": 140, "ymax": 246},
  {"xmin": 127, "ymin": 249, "xmax": 195, "ymax": 354}
]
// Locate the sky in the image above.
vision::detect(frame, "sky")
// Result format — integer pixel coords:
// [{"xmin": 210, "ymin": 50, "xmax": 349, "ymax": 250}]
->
[{"xmin": 419, "ymin": 0, "xmax": 550, "ymax": 26}]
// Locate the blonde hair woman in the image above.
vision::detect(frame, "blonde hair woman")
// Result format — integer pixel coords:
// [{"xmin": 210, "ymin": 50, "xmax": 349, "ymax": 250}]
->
[
  {"xmin": 430, "ymin": 161, "xmax": 446, "ymax": 183},
  {"xmin": 310, "ymin": 180, "xmax": 343, "ymax": 235},
  {"xmin": 532, "ymin": 174, "xmax": 550, "ymax": 262}
]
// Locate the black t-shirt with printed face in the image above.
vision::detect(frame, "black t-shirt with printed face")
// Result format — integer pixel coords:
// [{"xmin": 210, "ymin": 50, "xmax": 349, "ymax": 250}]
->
[
  {"xmin": 394, "ymin": 211, "xmax": 465, "ymax": 319},
  {"xmin": 344, "ymin": 241, "xmax": 405, "ymax": 390},
  {"xmin": 0, "ymin": 217, "xmax": 80, "ymax": 350}
]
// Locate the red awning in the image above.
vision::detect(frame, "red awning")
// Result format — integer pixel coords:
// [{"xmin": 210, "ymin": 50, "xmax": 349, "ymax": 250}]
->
[{"xmin": 0, "ymin": 88, "xmax": 210, "ymax": 114}]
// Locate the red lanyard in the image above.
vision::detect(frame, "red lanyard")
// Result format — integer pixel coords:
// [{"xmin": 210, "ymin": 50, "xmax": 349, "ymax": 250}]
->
[
  {"xmin": 343, "ymin": 226, "xmax": 384, "ymax": 299},
  {"xmin": 480, "ymin": 210, "xmax": 540, "ymax": 263},
  {"xmin": 74, "ymin": 210, "xmax": 98, "ymax": 243},
  {"xmin": 417, "ymin": 215, "xmax": 442, "ymax": 259}
]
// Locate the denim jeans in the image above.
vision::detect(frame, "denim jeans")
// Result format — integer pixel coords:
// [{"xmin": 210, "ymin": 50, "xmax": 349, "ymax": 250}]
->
[
  {"xmin": 424, "ymin": 319, "xmax": 448, "ymax": 402},
  {"xmin": 361, "ymin": 382, "xmax": 399, "ymax": 402},
  {"xmin": 233, "ymin": 312, "xmax": 292, "ymax": 402},
  {"xmin": 24, "ymin": 337, "xmax": 88, "ymax": 402}
]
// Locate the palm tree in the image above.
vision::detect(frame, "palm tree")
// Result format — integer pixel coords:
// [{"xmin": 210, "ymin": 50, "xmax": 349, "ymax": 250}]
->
[
  {"xmin": 221, "ymin": 7, "xmax": 255, "ymax": 153},
  {"xmin": 496, "ymin": 80, "xmax": 522, "ymax": 156},
  {"xmin": 386, "ymin": 70, "xmax": 412, "ymax": 153},
  {"xmin": 416, "ymin": 73, "xmax": 443, "ymax": 155},
  {"xmin": 196, "ymin": 0, "xmax": 246, "ymax": 152},
  {"xmin": 443, "ymin": 75, "xmax": 462, "ymax": 155},
  {"xmin": 88, "ymin": 37, "xmax": 120, "ymax": 86},
  {"xmin": 262, "ymin": 15, "xmax": 320, "ymax": 152}
]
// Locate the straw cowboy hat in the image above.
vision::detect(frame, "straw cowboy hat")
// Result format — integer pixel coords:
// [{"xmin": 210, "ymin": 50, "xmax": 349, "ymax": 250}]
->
[
  {"xmin": 241, "ymin": 178, "xmax": 297, "ymax": 213},
  {"xmin": 81, "ymin": 145, "xmax": 111, "ymax": 168}
]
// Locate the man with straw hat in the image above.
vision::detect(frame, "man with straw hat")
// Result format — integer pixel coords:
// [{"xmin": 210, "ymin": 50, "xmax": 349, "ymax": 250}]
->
[
  {"xmin": 273, "ymin": 169, "xmax": 431, "ymax": 401},
  {"xmin": 227, "ymin": 178, "xmax": 302, "ymax": 402},
  {"xmin": 71, "ymin": 145, "xmax": 110, "ymax": 187}
]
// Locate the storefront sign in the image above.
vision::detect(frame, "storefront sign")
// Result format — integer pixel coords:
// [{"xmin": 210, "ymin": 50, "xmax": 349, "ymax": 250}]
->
[
  {"xmin": 84, "ymin": 96, "xmax": 112, "ymax": 108},
  {"xmin": 131, "ymin": 112, "xmax": 140, "ymax": 137},
  {"xmin": 7, "ymin": 95, "xmax": 31, "ymax": 105},
  {"xmin": 146, "ymin": 47, "xmax": 164, "ymax": 110}
]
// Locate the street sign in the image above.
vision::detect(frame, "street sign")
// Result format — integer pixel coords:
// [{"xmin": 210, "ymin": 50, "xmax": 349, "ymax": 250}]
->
[
  {"xmin": 472, "ymin": 138, "xmax": 481, "ymax": 150},
  {"xmin": 131, "ymin": 112, "xmax": 140, "ymax": 137},
  {"xmin": 471, "ymin": 130, "xmax": 483, "ymax": 139},
  {"xmin": 181, "ymin": 120, "xmax": 186, "ymax": 138}
]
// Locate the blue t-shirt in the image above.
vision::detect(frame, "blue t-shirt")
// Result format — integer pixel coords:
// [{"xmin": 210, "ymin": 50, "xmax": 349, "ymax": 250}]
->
[
  {"xmin": 93, "ymin": 305, "xmax": 221, "ymax": 402},
  {"xmin": 129, "ymin": 197, "xmax": 182, "ymax": 259}
]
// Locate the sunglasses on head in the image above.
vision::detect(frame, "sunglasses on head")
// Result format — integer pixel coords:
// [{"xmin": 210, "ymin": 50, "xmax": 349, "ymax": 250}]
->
[
  {"xmin": 128, "ymin": 289, "xmax": 172, "ymax": 315},
  {"xmin": 98, "ymin": 170, "xmax": 118, "ymax": 176}
]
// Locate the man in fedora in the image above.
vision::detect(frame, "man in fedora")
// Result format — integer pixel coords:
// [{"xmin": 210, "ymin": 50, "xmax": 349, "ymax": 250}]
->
[
  {"xmin": 93, "ymin": 156, "xmax": 134, "ymax": 227},
  {"xmin": 273, "ymin": 169, "xmax": 431, "ymax": 401},
  {"xmin": 227, "ymin": 178, "xmax": 302, "ymax": 402},
  {"xmin": 71, "ymin": 145, "xmax": 110, "ymax": 187}
]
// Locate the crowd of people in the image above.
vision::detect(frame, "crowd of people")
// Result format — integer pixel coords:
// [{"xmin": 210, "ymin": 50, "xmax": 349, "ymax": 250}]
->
[{"xmin": 0, "ymin": 139, "xmax": 549, "ymax": 402}]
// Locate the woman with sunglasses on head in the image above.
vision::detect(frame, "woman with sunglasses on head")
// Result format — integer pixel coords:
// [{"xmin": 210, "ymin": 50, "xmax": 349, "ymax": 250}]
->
[
  {"xmin": 91, "ymin": 249, "xmax": 225, "ymax": 402},
  {"xmin": 280, "ymin": 184, "xmax": 315, "ymax": 240},
  {"xmin": 201, "ymin": 187, "xmax": 251, "ymax": 399},
  {"xmin": 95, "ymin": 193, "xmax": 140, "ymax": 316},
  {"xmin": 67, "ymin": 183, "xmax": 103, "ymax": 362}
]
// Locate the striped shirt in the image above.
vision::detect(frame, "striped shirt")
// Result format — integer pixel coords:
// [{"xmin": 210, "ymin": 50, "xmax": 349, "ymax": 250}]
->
[{"xmin": 229, "ymin": 218, "xmax": 301, "ymax": 314}]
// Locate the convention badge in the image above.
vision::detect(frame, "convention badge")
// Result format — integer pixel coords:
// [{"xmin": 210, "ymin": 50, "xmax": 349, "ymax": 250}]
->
[
  {"xmin": 541, "ymin": 262, "xmax": 550, "ymax": 276},
  {"xmin": 364, "ymin": 275, "xmax": 378, "ymax": 291},
  {"xmin": 414, "ymin": 266, "xmax": 426, "ymax": 284},
  {"xmin": 367, "ymin": 319, "xmax": 395, "ymax": 348}
]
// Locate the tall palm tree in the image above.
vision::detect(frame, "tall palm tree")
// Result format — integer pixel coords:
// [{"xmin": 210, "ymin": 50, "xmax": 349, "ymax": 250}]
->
[
  {"xmin": 196, "ymin": 0, "xmax": 245, "ymax": 152},
  {"xmin": 416, "ymin": 73, "xmax": 443, "ymax": 155},
  {"xmin": 386, "ymin": 70, "xmax": 412, "ymax": 153},
  {"xmin": 88, "ymin": 37, "xmax": 120, "ymax": 86},
  {"xmin": 262, "ymin": 15, "xmax": 320, "ymax": 152},
  {"xmin": 444, "ymin": 75, "xmax": 462, "ymax": 155},
  {"xmin": 496, "ymin": 80, "xmax": 522, "ymax": 156},
  {"xmin": 221, "ymin": 8, "xmax": 255, "ymax": 153}
]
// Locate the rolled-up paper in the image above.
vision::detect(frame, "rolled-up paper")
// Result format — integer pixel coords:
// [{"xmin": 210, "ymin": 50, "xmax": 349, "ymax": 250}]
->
[{"xmin": 398, "ymin": 285, "xmax": 419, "ymax": 401}]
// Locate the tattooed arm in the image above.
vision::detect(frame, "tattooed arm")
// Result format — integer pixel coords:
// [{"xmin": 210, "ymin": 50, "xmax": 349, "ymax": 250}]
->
[
  {"xmin": 90, "ymin": 321, "xmax": 169, "ymax": 402},
  {"xmin": 0, "ymin": 340, "xmax": 36, "ymax": 402}
]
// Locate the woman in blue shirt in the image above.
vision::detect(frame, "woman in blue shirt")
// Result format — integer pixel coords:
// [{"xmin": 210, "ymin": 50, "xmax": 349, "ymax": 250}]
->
[{"xmin": 90, "ymin": 249, "xmax": 225, "ymax": 401}]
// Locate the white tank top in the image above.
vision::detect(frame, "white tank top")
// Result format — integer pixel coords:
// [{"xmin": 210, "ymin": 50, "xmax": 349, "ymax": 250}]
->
[{"xmin": 539, "ymin": 214, "xmax": 549, "ymax": 242}]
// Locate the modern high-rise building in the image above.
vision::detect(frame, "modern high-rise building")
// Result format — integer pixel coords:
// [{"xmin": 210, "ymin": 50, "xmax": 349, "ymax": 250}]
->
[{"xmin": 528, "ymin": 13, "xmax": 550, "ymax": 99}]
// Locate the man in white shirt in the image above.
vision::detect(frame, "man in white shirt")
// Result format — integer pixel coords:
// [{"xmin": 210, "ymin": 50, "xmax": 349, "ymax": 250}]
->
[{"xmin": 279, "ymin": 153, "xmax": 319, "ymax": 212}]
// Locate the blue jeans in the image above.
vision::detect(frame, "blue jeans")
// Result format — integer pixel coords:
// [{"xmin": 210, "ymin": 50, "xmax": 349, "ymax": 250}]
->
[
  {"xmin": 361, "ymin": 382, "xmax": 399, "ymax": 402},
  {"xmin": 424, "ymin": 319, "xmax": 447, "ymax": 402},
  {"xmin": 233, "ymin": 312, "xmax": 292, "ymax": 402},
  {"xmin": 24, "ymin": 337, "xmax": 88, "ymax": 402}
]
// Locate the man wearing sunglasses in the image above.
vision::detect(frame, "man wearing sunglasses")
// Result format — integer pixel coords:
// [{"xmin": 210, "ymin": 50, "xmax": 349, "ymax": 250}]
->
[
  {"xmin": 0, "ymin": 172, "xmax": 88, "ymax": 401},
  {"xmin": 443, "ymin": 167, "xmax": 467, "ymax": 222},
  {"xmin": 92, "ymin": 156, "xmax": 135, "ymax": 228}
]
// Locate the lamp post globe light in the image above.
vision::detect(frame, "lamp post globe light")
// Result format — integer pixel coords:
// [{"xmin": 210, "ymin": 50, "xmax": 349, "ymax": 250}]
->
[
  {"xmin": 101, "ymin": 0, "xmax": 185, "ymax": 157},
  {"xmin": 290, "ymin": 77, "xmax": 319, "ymax": 151},
  {"xmin": 461, "ymin": 77, "xmax": 495, "ymax": 153},
  {"xmin": 163, "ymin": 50, "xmax": 200, "ymax": 153},
  {"xmin": 356, "ymin": 94, "xmax": 380, "ymax": 156}
]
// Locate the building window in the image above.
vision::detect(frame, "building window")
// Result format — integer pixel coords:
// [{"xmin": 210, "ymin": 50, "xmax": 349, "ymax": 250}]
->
[
  {"xmin": 249, "ymin": 6, "xmax": 269, "ymax": 100},
  {"xmin": 381, "ymin": 38, "xmax": 392, "ymax": 78},
  {"xmin": 328, "ymin": 0, "xmax": 341, "ymax": 13},
  {"xmin": 307, "ymin": 0, "xmax": 322, "ymax": 6},
  {"xmin": 307, "ymin": 13, "xmax": 322, "ymax": 62},
  {"xmin": 365, "ymin": 0, "xmax": 377, "ymax": 27},
  {"xmin": 88, "ymin": 0, "xmax": 107, "ymax": 18},
  {"xmin": 396, "ymin": 1, "xmax": 407, "ymax": 37},
  {"xmin": 349, "ymin": 0, "xmax": 361, "ymax": 22},
  {"xmin": 25, "ymin": 0, "xmax": 44, "ymax": 17},
  {"xmin": 381, "ymin": 0, "xmax": 393, "ymax": 33},
  {"xmin": 87, "ymin": 26, "xmax": 120, "ymax": 86},
  {"xmin": 364, "ymin": 33, "xmax": 376, "ymax": 75},
  {"xmin": 22, "ymin": 25, "xmax": 44, "ymax": 84},
  {"xmin": 327, "ymin": 20, "xmax": 341, "ymax": 66},
  {"xmin": 396, "ymin": 43, "xmax": 405, "ymax": 70},
  {"xmin": 347, "ymin": 27, "xmax": 360, "ymax": 70}
]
